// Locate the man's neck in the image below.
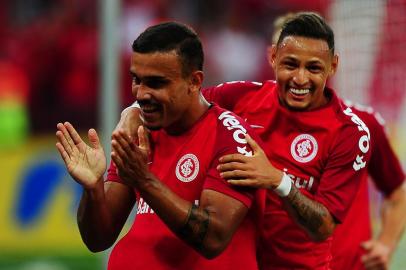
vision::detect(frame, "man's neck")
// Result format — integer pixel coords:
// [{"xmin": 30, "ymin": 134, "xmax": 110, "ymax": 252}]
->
[{"xmin": 165, "ymin": 95, "xmax": 210, "ymax": 135}]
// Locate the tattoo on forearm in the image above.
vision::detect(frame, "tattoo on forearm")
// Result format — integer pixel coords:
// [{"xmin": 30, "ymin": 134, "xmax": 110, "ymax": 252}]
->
[
  {"xmin": 177, "ymin": 204, "xmax": 210, "ymax": 250},
  {"xmin": 287, "ymin": 186, "xmax": 327, "ymax": 235}
]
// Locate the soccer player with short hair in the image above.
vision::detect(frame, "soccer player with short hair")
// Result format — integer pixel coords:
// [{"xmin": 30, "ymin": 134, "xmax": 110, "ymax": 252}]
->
[
  {"xmin": 269, "ymin": 13, "xmax": 406, "ymax": 270},
  {"xmin": 209, "ymin": 13, "xmax": 406, "ymax": 269},
  {"xmin": 56, "ymin": 22, "xmax": 264, "ymax": 270}
]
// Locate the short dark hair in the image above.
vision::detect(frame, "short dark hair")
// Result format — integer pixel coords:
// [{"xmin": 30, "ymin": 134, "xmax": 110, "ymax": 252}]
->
[
  {"xmin": 277, "ymin": 12, "xmax": 335, "ymax": 54},
  {"xmin": 132, "ymin": 21, "xmax": 204, "ymax": 76}
]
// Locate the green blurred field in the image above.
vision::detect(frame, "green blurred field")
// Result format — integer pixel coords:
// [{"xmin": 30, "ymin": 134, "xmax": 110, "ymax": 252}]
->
[{"xmin": 0, "ymin": 253, "xmax": 104, "ymax": 270}]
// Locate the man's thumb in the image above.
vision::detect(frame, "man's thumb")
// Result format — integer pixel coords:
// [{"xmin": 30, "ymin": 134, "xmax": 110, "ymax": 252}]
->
[{"xmin": 88, "ymin": 129, "xmax": 101, "ymax": 149}]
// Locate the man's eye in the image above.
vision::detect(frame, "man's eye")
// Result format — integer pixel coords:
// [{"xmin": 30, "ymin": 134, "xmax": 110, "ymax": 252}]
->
[
  {"xmin": 308, "ymin": 66, "xmax": 322, "ymax": 73},
  {"xmin": 284, "ymin": 63, "xmax": 296, "ymax": 70},
  {"xmin": 146, "ymin": 80, "xmax": 166, "ymax": 89}
]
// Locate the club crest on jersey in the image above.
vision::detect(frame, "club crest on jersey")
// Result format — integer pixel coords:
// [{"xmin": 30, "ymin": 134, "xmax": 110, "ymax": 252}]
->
[
  {"xmin": 175, "ymin": 154, "xmax": 199, "ymax": 183},
  {"xmin": 290, "ymin": 134, "xmax": 318, "ymax": 163}
]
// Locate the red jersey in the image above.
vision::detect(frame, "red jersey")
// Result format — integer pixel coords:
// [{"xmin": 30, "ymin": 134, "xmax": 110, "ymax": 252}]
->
[
  {"xmin": 203, "ymin": 80, "xmax": 372, "ymax": 269},
  {"xmin": 106, "ymin": 104, "xmax": 264, "ymax": 270},
  {"xmin": 330, "ymin": 101, "xmax": 405, "ymax": 270}
]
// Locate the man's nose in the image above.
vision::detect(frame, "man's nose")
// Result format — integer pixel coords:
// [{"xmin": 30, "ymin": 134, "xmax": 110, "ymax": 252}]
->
[
  {"xmin": 292, "ymin": 68, "xmax": 309, "ymax": 86},
  {"xmin": 134, "ymin": 84, "xmax": 152, "ymax": 101}
]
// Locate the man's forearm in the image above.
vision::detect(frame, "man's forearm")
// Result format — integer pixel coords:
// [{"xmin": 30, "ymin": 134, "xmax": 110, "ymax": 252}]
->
[
  {"xmin": 282, "ymin": 185, "xmax": 336, "ymax": 241},
  {"xmin": 135, "ymin": 175, "xmax": 244, "ymax": 259},
  {"xmin": 177, "ymin": 203, "xmax": 210, "ymax": 251},
  {"xmin": 378, "ymin": 183, "xmax": 406, "ymax": 250},
  {"xmin": 77, "ymin": 180, "xmax": 115, "ymax": 251},
  {"xmin": 77, "ymin": 180, "xmax": 133, "ymax": 252},
  {"xmin": 135, "ymin": 177, "xmax": 211, "ymax": 253}
]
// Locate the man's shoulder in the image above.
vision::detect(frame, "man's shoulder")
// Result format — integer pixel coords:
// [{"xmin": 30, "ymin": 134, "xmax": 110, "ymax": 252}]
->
[
  {"xmin": 322, "ymin": 95, "xmax": 372, "ymax": 134},
  {"xmin": 342, "ymin": 99, "xmax": 385, "ymax": 130},
  {"xmin": 208, "ymin": 105, "xmax": 256, "ymax": 157},
  {"xmin": 210, "ymin": 105, "xmax": 251, "ymax": 134},
  {"xmin": 202, "ymin": 80, "xmax": 276, "ymax": 111},
  {"xmin": 333, "ymin": 104, "xmax": 371, "ymax": 143},
  {"xmin": 326, "ymin": 104, "xmax": 372, "ymax": 171}
]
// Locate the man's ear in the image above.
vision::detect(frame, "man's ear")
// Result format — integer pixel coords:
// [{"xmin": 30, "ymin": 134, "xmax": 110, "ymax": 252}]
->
[
  {"xmin": 189, "ymin": 70, "xmax": 204, "ymax": 93},
  {"xmin": 329, "ymin": 54, "xmax": 339, "ymax": 77},
  {"xmin": 267, "ymin": 44, "xmax": 278, "ymax": 70}
]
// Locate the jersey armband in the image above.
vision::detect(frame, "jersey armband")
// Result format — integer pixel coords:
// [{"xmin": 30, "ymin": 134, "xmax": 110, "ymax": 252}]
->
[{"xmin": 273, "ymin": 173, "xmax": 292, "ymax": 197}]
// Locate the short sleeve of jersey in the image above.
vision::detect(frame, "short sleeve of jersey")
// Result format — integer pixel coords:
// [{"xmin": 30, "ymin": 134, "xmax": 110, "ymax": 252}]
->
[
  {"xmin": 202, "ymin": 81, "xmax": 262, "ymax": 111},
  {"xmin": 202, "ymin": 110, "xmax": 262, "ymax": 208},
  {"xmin": 106, "ymin": 161, "xmax": 122, "ymax": 183},
  {"xmin": 314, "ymin": 124, "xmax": 371, "ymax": 222},
  {"xmin": 367, "ymin": 114, "xmax": 405, "ymax": 195},
  {"xmin": 204, "ymin": 153, "xmax": 254, "ymax": 209}
]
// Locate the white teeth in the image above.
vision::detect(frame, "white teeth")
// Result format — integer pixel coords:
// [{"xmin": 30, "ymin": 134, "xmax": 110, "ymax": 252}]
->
[
  {"xmin": 141, "ymin": 106, "xmax": 157, "ymax": 113},
  {"xmin": 290, "ymin": 88, "xmax": 310, "ymax": 95}
]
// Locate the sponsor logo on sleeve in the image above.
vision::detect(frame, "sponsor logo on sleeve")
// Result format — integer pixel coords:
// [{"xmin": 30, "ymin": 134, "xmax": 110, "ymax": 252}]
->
[
  {"xmin": 137, "ymin": 197, "xmax": 155, "ymax": 214},
  {"xmin": 218, "ymin": 111, "xmax": 253, "ymax": 156},
  {"xmin": 175, "ymin": 154, "xmax": 199, "ymax": 182},
  {"xmin": 290, "ymin": 134, "xmax": 318, "ymax": 163},
  {"xmin": 343, "ymin": 107, "xmax": 370, "ymax": 171},
  {"xmin": 137, "ymin": 198, "xmax": 200, "ymax": 215}
]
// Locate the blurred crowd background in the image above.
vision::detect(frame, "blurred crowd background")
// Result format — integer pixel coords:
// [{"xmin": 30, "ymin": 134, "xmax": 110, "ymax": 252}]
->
[{"xmin": 0, "ymin": 0, "xmax": 405, "ymax": 269}]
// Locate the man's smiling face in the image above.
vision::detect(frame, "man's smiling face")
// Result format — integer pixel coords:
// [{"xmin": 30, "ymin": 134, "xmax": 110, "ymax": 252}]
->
[{"xmin": 270, "ymin": 36, "xmax": 338, "ymax": 111}]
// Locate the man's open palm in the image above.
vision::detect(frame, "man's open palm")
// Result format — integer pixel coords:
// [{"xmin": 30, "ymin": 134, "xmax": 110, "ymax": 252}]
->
[{"xmin": 56, "ymin": 122, "xmax": 106, "ymax": 189}]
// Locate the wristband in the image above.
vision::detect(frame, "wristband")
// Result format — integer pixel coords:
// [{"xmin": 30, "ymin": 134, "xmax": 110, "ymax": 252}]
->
[{"xmin": 273, "ymin": 173, "xmax": 292, "ymax": 197}]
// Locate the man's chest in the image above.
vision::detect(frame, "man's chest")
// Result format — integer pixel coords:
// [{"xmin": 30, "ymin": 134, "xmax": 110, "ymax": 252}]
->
[
  {"xmin": 148, "ymin": 135, "xmax": 216, "ymax": 200},
  {"xmin": 238, "ymin": 107, "xmax": 340, "ymax": 194}
]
